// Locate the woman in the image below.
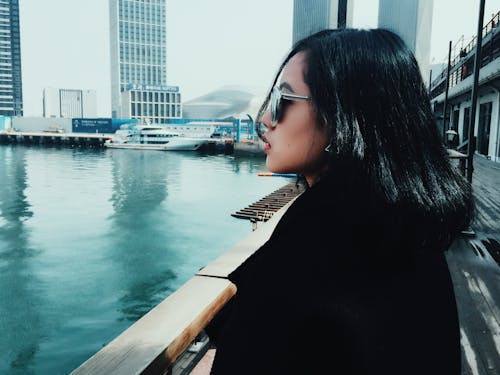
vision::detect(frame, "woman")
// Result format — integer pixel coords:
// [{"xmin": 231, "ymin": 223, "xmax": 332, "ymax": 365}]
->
[{"xmin": 206, "ymin": 28, "xmax": 473, "ymax": 374}]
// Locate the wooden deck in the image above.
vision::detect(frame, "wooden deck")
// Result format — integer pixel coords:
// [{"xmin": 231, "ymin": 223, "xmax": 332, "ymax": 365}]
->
[{"xmin": 446, "ymin": 155, "xmax": 500, "ymax": 375}]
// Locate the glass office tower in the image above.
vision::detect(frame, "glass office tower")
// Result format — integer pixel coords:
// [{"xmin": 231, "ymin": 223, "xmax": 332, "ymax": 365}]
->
[
  {"xmin": 109, "ymin": 0, "xmax": 181, "ymax": 121},
  {"xmin": 292, "ymin": 0, "xmax": 353, "ymax": 44},
  {"xmin": 0, "ymin": 0, "xmax": 22, "ymax": 116},
  {"xmin": 378, "ymin": 0, "xmax": 434, "ymax": 84}
]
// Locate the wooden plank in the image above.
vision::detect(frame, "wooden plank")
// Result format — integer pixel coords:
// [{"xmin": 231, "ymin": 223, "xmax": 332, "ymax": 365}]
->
[
  {"xmin": 70, "ymin": 277, "xmax": 236, "ymax": 375},
  {"xmin": 233, "ymin": 208, "xmax": 278, "ymax": 215},
  {"xmin": 231, "ymin": 213, "xmax": 273, "ymax": 221},
  {"xmin": 245, "ymin": 202, "xmax": 284, "ymax": 208}
]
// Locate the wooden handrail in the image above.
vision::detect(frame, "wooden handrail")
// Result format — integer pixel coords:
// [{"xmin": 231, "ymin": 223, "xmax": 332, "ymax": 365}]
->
[
  {"xmin": 70, "ymin": 197, "xmax": 296, "ymax": 375},
  {"xmin": 447, "ymin": 149, "xmax": 468, "ymax": 176},
  {"xmin": 457, "ymin": 139, "xmax": 469, "ymax": 151}
]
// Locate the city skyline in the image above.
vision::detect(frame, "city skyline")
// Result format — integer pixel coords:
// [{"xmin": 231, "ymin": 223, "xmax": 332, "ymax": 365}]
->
[{"xmin": 18, "ymin": 0, "xmax": 499, "ymax": 117}]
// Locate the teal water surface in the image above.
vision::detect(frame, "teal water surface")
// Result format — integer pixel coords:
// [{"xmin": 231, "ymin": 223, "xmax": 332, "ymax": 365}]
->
[{"xmin": 0, "ymin": 145, "xmax": 288, "ymax": 374}]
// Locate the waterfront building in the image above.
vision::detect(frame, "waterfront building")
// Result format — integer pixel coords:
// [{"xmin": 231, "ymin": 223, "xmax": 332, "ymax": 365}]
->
[
  {"xmin": 109, "ymin": 0, "xmax": 181, "ymax": 121},
  {"xmin": 292, "ymin": 0, "xmax": 353, "ymax": 44},
  {"xmin": 378, "ymin": 0, "xmax": 434, "ymax": 83},
  {"xmin": 0, "ymin": 0, "xmax": 22, "ymax": 116},
  {"xmin": 42, "ymin": 88, "xmax": 97, "ymax": 118},
  {"xmin": 430, "ymin": 11, "xmax": 500, "ymax": 162},
  {"xmin": 120, "ymin": 83, "xmax": 181, "ymax": 123}
]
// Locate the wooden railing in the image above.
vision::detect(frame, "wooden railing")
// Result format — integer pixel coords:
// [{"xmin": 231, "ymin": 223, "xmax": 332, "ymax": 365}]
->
[{"xmin": 70, "ymin": 199, "xmax": 295, "ymax": 375}]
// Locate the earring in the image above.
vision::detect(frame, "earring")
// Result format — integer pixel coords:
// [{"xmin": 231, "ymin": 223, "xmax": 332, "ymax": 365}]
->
[{"xmin": 324, "ymin": 144, "xmax": 332, "ymax": 153}]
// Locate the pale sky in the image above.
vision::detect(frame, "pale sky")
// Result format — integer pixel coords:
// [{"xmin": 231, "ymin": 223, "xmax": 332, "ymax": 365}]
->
[{"xmin": 19, "ymin": 0, "xmax": 499, "ymax": 117}]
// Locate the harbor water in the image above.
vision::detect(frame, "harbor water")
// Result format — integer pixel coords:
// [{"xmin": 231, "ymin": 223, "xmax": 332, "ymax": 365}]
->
[{"xmin": 0, "ymin": 144, "xmax": 289, "ymax": 374}]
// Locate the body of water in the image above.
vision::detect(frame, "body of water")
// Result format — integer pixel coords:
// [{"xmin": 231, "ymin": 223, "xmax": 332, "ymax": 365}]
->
[{"xmin": 0, "ymin": 144, "xmax": 288, "ymax": 374}]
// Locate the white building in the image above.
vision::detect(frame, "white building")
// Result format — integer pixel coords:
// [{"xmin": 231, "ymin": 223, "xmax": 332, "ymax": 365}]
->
[
  {"xmin": 293, "ymin": 0, "xmax": 353, "ymax": 44},
  {"xmin": 378, "ymin": 0, "xmax": 434, "ymax": 83},
  {"xmin": 120, "ymin": 83, "xmax": 182, "ymax": 124},
  {"xmin": 42, "ymin": 88, "xmax": 97, "ymax": 118}
]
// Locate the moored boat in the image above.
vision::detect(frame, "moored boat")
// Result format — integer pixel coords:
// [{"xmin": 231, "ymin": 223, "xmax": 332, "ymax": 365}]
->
[{"xmin": 104, "ymin": 124, "xmax": 208, "ymax": 151}]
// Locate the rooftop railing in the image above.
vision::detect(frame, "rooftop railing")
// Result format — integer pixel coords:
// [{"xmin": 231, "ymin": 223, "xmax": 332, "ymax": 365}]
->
[{"xmin": 430, "ymin": 10, "xmax": 499, "ymax": 97}]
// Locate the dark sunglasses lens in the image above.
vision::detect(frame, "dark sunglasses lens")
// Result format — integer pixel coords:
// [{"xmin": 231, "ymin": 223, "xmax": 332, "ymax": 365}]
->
[{"xmin": 257, "ymin": 122, "xmax": 267, "ymax": 136}]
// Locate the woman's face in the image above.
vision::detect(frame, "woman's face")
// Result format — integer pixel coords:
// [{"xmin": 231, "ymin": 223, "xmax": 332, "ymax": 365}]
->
[{"xmin": 261, "ymin": 52, "xmax": 328, "ymax": 186}]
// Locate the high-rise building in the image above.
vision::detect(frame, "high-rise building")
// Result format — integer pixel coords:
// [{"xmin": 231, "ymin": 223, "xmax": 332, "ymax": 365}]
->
[
  {"xmin": 293, "ymin": 0, "xmax": 353, "ymax": 44},
  {"xmin": 109, "ymin": 0, "xmax": 181, "ymax": 122},
  {"xmin": 43, "ymin": 88, "xmax": 97, "ymax": 118},
  {"xmin": 378, "ymin": 0, "xmax": 434, "ymax": 83},
  {"xmin": 0, "ymin": 0, "xmax": 22, "ymax": 116}
]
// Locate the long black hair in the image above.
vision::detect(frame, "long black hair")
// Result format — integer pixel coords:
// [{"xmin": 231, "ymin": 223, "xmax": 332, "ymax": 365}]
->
[{"xmin": 256, "ymin": 28, "xmax": 473, "ymax": 250}]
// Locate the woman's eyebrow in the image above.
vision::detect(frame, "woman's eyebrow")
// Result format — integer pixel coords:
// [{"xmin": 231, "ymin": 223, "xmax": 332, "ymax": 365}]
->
[{"xmin": 278, "ymin": 82, "xmax": 294, "ymax": 92}]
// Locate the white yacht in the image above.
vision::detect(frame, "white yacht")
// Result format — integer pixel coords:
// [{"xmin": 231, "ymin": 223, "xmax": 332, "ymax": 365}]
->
[{"xmin": 104, "ymin": 125, "xmax": 208, "ymax": 151}]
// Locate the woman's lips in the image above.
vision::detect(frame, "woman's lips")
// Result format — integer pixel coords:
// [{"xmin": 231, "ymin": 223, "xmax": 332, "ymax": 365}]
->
[{"xmin": 262, "ymin": 137, "xmax": 271, "ymax": 152}]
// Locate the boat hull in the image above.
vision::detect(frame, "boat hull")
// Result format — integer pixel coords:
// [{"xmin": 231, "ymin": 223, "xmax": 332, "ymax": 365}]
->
[{"xmin": 104, "ymin": 138, "xmax": 206, "ymax": 151}]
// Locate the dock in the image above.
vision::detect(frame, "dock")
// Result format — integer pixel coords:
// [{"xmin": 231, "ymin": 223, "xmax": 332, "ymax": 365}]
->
[
  {"xmin": 233, "ymin": 140, "xmax": 265, "ymax": 156},
  {"xmin": 0, "ymin": 130, "xmax": 112, "ymax": 147},
  {"xmin": 198, "ymin": 138, "xmax": 234, "ymax": 154},
  {"xmin": 231, "ymin": 181, "xmax": 305, "ymax": 224}
]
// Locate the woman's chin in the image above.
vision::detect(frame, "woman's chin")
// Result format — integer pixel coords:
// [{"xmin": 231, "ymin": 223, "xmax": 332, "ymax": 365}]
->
[{"xmin": 266, "ymin": 164, "xmax": 291, "ymax": 175}]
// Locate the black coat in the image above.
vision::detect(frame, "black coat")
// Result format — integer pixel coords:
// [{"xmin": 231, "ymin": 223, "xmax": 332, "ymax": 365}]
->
[{"xmin": 206, "ymin": 177, "xmax": 460, "ymax": 374}]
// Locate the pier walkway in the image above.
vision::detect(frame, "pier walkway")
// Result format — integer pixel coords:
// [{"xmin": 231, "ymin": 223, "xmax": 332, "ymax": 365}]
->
[{"xmin": 446, "ymin": 155, "xmax": 500, "ymax": 375}]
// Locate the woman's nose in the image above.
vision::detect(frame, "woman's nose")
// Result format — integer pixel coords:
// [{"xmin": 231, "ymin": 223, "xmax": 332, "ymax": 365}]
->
[{"xmin": 260, "ymin": 110, "xmax": 273, "ymax": 129}]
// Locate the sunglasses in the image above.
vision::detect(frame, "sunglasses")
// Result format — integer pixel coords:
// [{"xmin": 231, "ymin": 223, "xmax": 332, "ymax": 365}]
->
[{"xmin": 270, "ymin": 86, "xmax": 311, "ymax": 127}]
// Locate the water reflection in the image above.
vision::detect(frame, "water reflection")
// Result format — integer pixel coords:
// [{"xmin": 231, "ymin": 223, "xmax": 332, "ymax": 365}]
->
[
  {"xmin": 225, "ymin": 154, "xmax": 266, "ymax": 175},
  {"xmin": 106, "ymin": 151, "xmax": 268, "ymax": 322},
  {"xmin": 107, "ymin": 150, "xmax": 179, "ymax": 321},
  {"xmin": 0, "ymin": 146, "xmax": 42, "ymax": 374}
]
